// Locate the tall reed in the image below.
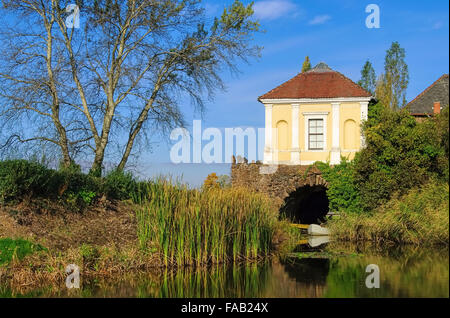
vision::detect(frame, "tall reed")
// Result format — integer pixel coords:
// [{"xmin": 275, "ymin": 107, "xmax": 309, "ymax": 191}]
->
[{"xmin": 134, "ymin": 180, "xmax": 277, "ymax": 267}]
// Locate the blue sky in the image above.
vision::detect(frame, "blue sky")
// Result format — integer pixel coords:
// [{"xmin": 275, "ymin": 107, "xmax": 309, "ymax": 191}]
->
[{"xmin": 138, "ymin": 0, "xmax": 449, "ymax": 186}]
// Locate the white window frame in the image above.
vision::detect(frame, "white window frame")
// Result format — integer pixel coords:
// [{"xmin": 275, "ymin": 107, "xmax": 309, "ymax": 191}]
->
[{"xmin": 303, "ymin": 112, "xmax": 329, "ymax": 152}]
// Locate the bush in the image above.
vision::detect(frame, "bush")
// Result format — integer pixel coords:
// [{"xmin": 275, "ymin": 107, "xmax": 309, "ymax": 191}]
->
[
  {"xmin": 353, "ymin": 103, "xmax": 448, "ymax": 211},
  {"xmin": 0, "ymin": 160, "xmax": 147, "ymax": 206},
  {"xmin": 102, "ymin": 169, "xmax": 138, "ymax": 201},
  {"xmin": 328, "ymin": 180, "xmax": 449, "ymax": 245},
  {"xmin": 0, "ymin": 160, "xmax": 57, "ymax": 203},
  {"xmin": 57, "ymin": 163, "xmax": 99, "ymax": 196},
  {"xmin": 0, "ymin": 160, "xmax": 102, "ymax": 209},
  {"xmin": 315, "ymin": 159, "xmax": 362, "ymax": 214}
]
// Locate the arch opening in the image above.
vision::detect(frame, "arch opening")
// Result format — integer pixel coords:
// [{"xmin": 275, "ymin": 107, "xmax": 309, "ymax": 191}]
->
[{"xmin": 280, "ymin": 186, "xmax": 329, "ymax": 224}]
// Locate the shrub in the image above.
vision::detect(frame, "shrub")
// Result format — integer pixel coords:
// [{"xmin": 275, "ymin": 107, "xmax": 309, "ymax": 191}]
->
[
  {"xmin": 0, "ymin": 160, "xmax": 101, "ymax": 209},
  {"xmin": 315, "ymin": 159, "xmax": 362, "ymax": 214},
  {"xmin": 0, "ymin": 160, "xmax": 56, "ymax": 203},
  {"xmin": 0, "ymin": 160, "xmax": 153, "ymax": 208},
  {"xmin": 354, "ymin": 103, "xmax": 448, "ymax": 211},
  {"xmin": 328, "ymin": 180, "xmax": 449, "ymax": 245},
  {"xmin": 102, "ymin": 169, "xmax": 138, "ymax": 201},
  {"xmin": 57, "ymin": 163, "xmax": 99, "ymax": 196}
]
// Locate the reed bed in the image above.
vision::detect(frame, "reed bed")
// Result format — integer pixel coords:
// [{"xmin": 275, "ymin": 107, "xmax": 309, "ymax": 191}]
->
[{"xmin": 134, "ymin": 181, "xmax": 278, "ymax": 267}]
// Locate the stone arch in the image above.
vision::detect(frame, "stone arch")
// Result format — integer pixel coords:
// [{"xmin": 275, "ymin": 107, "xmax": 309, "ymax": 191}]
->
[
  {"xmin": 344, "ymin": 119, "xmax": 357, "ymax": 150},
  {"xmin": 280, "ymin": 185, "xmax": 329, "ymax": 224},
  {"xmin": 231, "ymin": 162, "xmax": 330, "ymax": 224}
]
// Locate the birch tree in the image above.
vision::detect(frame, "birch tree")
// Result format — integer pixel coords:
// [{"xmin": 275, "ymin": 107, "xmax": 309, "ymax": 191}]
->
[{"xmin": 0, "ymin": 0, "xmax": 261, "ymax": 175}]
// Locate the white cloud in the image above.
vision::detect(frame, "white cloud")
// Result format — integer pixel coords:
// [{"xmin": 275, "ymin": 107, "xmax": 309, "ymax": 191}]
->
[
  {"xmin": 308, "ymin": 15, "xmax": 331, "ymax": 25},
  {"xmin": 252, "ymin": 0, "xmax": 298, "ymax": 21}
]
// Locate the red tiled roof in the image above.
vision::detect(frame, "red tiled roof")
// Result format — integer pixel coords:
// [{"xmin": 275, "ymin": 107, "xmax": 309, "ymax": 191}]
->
[
  {"xmin": 405, "ymin": 74, "xmax": 449, "ymax": 114},
  {"xmin": 258, "ymin": 63, "xmax": 372, "ymax": 101}
]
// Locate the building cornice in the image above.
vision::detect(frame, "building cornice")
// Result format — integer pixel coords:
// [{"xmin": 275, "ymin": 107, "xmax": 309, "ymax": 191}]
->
[{"xmin": 259, "ymin": 97, "xmax": 372, "ymax": 104}]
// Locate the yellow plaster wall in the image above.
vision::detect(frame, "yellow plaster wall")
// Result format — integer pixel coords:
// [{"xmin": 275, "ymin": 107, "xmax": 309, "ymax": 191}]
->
[
  {"xmin": 298, "ymin": 104, "xmax": 332, "ymax": 151},
  {"xmin": 340, "ymin": 103, "xmax": 361, "ymax": 151},
  {"xmin": 267, "ymin": 102, "xmax": 362, "ymax": 163},
  {"xmin": 272, "ymin": 104, "xmax": 292, "ymax": 162}
]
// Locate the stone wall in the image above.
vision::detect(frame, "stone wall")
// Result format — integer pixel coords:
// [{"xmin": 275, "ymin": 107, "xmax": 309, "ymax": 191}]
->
[{"xmin": 231, "ymin": 157, "xmax": 328, "ymax": 207}]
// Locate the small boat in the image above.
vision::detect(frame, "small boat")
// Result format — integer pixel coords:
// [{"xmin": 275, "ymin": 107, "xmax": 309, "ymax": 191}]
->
[
  {"xmin": 308, "ymin": 236, "xmax": 330, "ymax": 247},
  {"xmin": 307, "ymin": 224, "xmax": 330, "ymax": 236}
]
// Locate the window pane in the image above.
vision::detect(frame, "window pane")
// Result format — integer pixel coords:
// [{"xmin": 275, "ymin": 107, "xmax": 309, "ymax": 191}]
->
[
  {"xmin": 308, "ymin": 119, "xmax": 324, "ymax": 150},
  {"xmin": 316, "ymin": 126, "xmax": 323, "ymax": 134}
]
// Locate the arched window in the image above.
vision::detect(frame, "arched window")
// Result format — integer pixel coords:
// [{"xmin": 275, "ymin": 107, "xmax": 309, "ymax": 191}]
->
[{"xmin": 344, "ymin": 119, "xmax": 357, "ymax": 150}]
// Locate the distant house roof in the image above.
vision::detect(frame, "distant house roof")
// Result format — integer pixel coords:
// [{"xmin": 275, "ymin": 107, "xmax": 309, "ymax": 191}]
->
[
  {"xmin": 406, "ymin": 74, "xmax": 449, "ymax": 115},
  {"xmin": 258, "ymin": 62, "xmax": 372, "ymax": 101}
]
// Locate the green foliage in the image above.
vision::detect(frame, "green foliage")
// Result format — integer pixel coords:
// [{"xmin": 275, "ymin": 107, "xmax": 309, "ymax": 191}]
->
[
  {"xmin": 328, "ymin": 180, "xmax": 449, "ymax": 245},
  {"xmin": 79, "ymin": 244, "xmax": 101, "ymax": 270},
  {"xmin": 0, "ymin": 160, "xmax": 145, "ymax": 209},
  {"xmin": 354, "ymin": 103, "xmax": 448, "ymax": 211},
  {"xmin": 315, "ymin": 159, "xmax": 362, "ymax": 214},
  {"xmin": 217, "ymin": 175, "xmax": 232, "ymax": 189},
  {"xmin": 375, "ymin": 41, "xmax": 409, "ymax": 109},
  {"xmin": 301, "ymin": 56, "xmax": 311, "ymax": 73},
  {"xmin": 0, "ymin": 160, "xmax": 57, "ymax": 203},
  {"xmin": 0, "ymin": 238, "xmax": 46, "ymax": 266},
  {"xmin": 79, "ymin": 190, "xmax": 97, "ymax": 205},
  {"xmin": 357, "ymin": 60, "xmax": 376, "ymax": 94},
  {"xmin": 315, "ymin": 104, "xmax": 448, "ymax": 214},
  {"xmin": 102, "ymin": 169, "xmax": 138, "ymax": 201}
]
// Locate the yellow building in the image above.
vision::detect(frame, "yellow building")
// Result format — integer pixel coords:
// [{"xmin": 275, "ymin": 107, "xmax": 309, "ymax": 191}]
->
[{"xmin": 259, "ymin": 62, "xmax": 372, "ymax": 165}]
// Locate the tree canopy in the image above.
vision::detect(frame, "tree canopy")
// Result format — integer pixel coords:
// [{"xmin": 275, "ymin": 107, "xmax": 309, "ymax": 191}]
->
[
  {"xmin": 357, "ymin": 60, "xmax": 376, "ymax": 94},
  {"xmin": 375, "ymin": 41, "xmax": 409, "ymax": 109},
  {"xmin": 301, "ymin": 56, "xmax": 311, "ymax": 73},
  {"xmin": 0, "ymin": 0, "xmax": 261, "ymax": 175}
]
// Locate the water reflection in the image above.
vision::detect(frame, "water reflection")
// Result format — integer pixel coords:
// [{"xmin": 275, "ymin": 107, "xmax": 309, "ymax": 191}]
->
[{"xmin": 1, "ymin": 244, "xmax": 448, "ymax": 298}]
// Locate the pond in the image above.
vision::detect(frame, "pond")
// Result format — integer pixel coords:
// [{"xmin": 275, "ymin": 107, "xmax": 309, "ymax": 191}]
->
[{"xmin": 1, "ymin": 242, "xmax": 448, "ymax": 298}]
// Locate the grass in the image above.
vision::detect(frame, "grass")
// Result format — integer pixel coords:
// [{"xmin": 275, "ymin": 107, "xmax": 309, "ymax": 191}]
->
[
  {"xmin": 0, "ymin": 238, "xmax": 46, "ymax": 266},
  {"xmin": 328, "ymin": 180, "xmax": 449, "ymax": 245},
  {"xmin": 134, "ymin": 180, "xmax": 279, "ymax": 267}
]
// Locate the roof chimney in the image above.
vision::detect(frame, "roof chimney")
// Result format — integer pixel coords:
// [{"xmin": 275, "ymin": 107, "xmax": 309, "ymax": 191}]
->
[{"xmin": 434, "ymin": 102, "xmax": 441, "ymax": 115}]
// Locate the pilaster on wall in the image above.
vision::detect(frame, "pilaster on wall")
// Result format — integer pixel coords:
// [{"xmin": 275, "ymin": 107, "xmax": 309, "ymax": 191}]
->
[
  {"xmin": 330, "ymin": 102, "xmax": 341, "ymax": 165},
  {"xmin": 360, "ymin": 101, "xmax": 369, "ymax": 148},
  {"xmin": 263, "ymin": 104, "xmax": 273, "ymax": 164},
  {"xmin": 291, "ymin": 104, "xmax": 300, "ymax": 164}
]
